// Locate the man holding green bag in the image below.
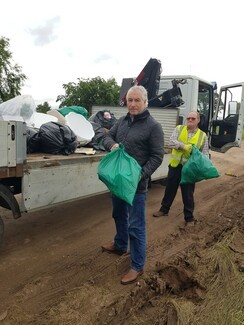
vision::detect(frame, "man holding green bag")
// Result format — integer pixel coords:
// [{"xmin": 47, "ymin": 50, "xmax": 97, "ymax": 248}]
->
[
  {"xmin": 101, "ymin": 85, "xmax": 164, "ymax": 285},
  {"xmin": 153, "ymin": 111, "xmax": 209, "ymax": 224}
]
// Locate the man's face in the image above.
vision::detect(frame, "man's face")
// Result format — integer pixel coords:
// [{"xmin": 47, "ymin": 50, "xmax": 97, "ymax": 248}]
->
[
  {"xmin": 186, "ymin": 112, "xmax": 200, "ymax": 129},
  {"xmin": 126, "ymin": 90, "xmax": 147, "ymax": 116}
]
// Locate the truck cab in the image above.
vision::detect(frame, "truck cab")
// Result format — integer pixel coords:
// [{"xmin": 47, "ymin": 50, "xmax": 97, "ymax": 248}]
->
[
  {"xmin": 158, "ymin": 75, "xmax": 244, "ymax": 153},
  {"xmin": 210, "ymin": 82, "xmax": 244, "ymax": 153}
]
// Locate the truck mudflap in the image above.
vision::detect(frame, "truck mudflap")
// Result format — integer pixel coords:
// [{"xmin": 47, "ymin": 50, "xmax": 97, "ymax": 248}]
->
[{"xmin": 0, "ymin": 184, "xmax": 21, "ymax": 219}]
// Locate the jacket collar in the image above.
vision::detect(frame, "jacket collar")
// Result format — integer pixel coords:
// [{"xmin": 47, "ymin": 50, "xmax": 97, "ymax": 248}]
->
[{"xmin": 125, "ymin": 109, "xmax": 150, "ymax": 121}]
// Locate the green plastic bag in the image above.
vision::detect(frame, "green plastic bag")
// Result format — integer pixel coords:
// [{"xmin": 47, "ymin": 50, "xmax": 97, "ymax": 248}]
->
[
  {"xmin": 58, "ymin": 106, "xmax": 89, "ymax": 119},
  {"xmin": 98, "ymin": 144, "xmax": 142, "ymax": 205},
  {"xmin": 180, "ymin": 145, "xmax": 220, "ymax": 184}
]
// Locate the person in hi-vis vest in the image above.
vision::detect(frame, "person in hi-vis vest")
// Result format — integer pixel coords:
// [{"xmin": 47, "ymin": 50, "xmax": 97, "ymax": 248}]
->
[{"xmin": 153, "ymin": 111, "xmax": 209, "ymax": 224}]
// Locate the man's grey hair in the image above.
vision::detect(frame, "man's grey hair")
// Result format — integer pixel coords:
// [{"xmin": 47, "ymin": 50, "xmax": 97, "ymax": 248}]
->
[
  {"xmin": 126, "ymin": 85, "xmax": 148, "ymax": 107},
  {"xmin": 188, "ymin": 111, "xmax": 200, "ymax": 119}
]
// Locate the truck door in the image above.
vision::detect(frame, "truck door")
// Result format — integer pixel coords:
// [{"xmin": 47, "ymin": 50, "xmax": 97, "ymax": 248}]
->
[{"xmin": 210, "ymin": 83, "xmax": 244, "ymax": 153}]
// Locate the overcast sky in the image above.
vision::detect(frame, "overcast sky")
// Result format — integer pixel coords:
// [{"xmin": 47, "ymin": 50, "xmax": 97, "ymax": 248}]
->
[{"xmin": 1, "ymin": 0, "xmax": 243, "ymax": 108}]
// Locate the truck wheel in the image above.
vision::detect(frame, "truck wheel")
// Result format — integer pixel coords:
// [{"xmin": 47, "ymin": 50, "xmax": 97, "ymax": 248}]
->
[{"xmin": 0, "ymin": 216, "xmax": 4, "ymax": 247}]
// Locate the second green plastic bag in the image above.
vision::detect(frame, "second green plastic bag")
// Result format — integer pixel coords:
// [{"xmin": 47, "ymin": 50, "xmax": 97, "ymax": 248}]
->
[
  {"xmin": 180, "ymin": 145, "xmax": 220, "ymax": 184},
  {"xmin": 98, "ymin": 144, "xmax": 142, "ymax": 205}
]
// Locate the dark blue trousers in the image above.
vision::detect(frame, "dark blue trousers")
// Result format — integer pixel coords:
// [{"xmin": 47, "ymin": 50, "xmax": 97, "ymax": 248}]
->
[{"xmin": 161, "ymin": 164, "xmax": 195, "ymax": 221}]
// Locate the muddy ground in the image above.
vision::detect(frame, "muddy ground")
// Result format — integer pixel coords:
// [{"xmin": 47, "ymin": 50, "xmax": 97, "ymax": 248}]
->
[{"xmin": 0, "ymin": 145, "xmax": 243, "ymax": 325}]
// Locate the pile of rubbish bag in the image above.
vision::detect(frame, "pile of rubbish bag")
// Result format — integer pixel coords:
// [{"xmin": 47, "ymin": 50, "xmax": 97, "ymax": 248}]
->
[{"xmin": 0, "ymin": 95, "xmax": 117, "ymax": 155}]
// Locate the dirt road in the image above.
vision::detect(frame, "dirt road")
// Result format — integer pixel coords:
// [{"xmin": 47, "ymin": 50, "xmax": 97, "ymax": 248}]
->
[{"xmin": 0, "ymin": 145, "xmax": 243, "ymax": 324}]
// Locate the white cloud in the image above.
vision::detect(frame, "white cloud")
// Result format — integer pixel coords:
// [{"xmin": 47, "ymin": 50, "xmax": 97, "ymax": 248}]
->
[{"xmin": 28, "ymin": 16, "xmax": 61, "ymax": 46}]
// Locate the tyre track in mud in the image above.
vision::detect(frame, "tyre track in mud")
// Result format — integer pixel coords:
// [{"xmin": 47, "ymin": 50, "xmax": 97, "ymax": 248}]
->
[
  {"xmin": 0, "ymin": 233, "xmax": 134, "ymax": 319},
  {"xmin": 1, "ymin": 246, "xmax": 124, "ymax": 315}
]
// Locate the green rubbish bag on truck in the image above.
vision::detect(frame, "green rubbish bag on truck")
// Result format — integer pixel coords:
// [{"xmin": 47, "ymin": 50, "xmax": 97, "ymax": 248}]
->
[
  {"xmin": 180, "ymin": 145, "xmax": 220, "ymax": 184},
  {"xmin": 98, "ymin": 144, "xmax": 142, "ymax": 205}
]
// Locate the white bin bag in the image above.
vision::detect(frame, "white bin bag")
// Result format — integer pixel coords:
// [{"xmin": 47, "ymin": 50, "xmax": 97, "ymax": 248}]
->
[
  {"xmin": 47, "ymin": 109, "xmax": 66, "ymax": 124},
  {"xmin": 26, "ymin": 112, "xmax": 58, "ymax": 129},
  {"xmin": 0, "ymin": 95, "xmax": 36, "ymax": 121}
]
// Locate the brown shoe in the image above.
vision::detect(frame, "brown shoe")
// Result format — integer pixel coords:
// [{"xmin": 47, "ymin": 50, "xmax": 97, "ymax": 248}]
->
[
  {"xmin": 120, "ymin": 269, "xmax": 143, "ymax": 285},
  {"xmin": 101, "ymin": 242, "xmax": 126, "ymax": 256},
  {"xmin": 185, "ymin": 218, "xmax": 197, "ymax": 226},
  {"xmin": 153, "ymin": 210, "xmax": 169, "ymax": 217}
]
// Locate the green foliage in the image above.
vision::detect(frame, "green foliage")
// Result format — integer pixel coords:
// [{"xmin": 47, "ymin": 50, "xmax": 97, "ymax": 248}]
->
[
  {"xmin": 56, "ymin": 77, "xmax": 120, "ymax": 114},
  {"xmin": 0, "ymin": 36, "xmax": 27, "ymax": 103},
  {"xmin": 36, "ymin": 101, "xmax": 51, "ymax": 114},
  {"xmin": 198, "ymin": 92, "xmax": 209, "ymax": 115}
]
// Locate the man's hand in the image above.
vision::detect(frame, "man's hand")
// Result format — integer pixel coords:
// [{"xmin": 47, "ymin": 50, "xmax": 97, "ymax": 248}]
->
[
  {"xmin": 110, "ymin": 143, "xmax": 119, "ymax": 151},
  {"xmin": 182, "ymin": 144, "xmax": 192, "ymax": 158},
  {"xmin": 182, "ymin": 144, "xmax": 192, "ymax": 154}
]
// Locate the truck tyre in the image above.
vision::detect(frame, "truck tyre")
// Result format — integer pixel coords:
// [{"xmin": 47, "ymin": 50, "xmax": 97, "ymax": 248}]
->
[{"xmin": 0, "ymin": 216, "xmax": 4, "ymax": 247}]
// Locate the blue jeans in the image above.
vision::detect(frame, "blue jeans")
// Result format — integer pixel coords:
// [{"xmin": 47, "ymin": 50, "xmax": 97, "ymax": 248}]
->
[{"xmin": 112, "ymin": 192, "xmax": 146, "ymax": 272}]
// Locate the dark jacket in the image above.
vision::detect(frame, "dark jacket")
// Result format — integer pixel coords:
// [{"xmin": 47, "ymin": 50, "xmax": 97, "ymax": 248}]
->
[{"xmin": 103, "ymin": 109, "xmax": 164, "ymax": 192}]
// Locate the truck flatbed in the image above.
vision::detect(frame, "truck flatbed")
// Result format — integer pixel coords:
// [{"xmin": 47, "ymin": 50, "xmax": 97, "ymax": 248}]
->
[{"xmin": 25, "ymin": 150, "xmax": 106, "ymax": 168}]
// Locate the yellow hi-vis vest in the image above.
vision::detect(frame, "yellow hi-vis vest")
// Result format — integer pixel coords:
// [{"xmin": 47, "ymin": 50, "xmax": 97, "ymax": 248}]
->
[{"xmin": 170, "ymin": 125, "xmax": 206, "ymax": 167}]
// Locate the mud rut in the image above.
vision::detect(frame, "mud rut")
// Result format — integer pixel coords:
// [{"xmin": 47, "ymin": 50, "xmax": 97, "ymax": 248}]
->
[{"xmin": 0, "ymin": 147, "xmax": 243, "ymax": 325}]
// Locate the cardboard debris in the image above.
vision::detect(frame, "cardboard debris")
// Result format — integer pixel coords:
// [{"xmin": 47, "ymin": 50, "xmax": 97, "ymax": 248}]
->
[{"xmin": 75, "ymin": 148, "xmax": 96, "ymax": 155}]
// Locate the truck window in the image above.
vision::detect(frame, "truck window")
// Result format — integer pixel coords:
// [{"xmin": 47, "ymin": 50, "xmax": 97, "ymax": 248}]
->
[
  {"xmin": 216, "ymin": 87, "xmax": 241, "ymax": 120},
  {"xmin": 197, "ymin": 83, "xmax": 212, "ymax": 133},
  {"xmin": 210, "ymin": 83, "xmax": 243, "ymax": 151}
]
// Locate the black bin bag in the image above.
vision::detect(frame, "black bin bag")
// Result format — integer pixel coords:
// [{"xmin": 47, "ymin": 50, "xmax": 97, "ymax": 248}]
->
[
  {"xmin": 26, "ymin": 126, "xmax": 41, "ymax": 153},
  {"xmin": 39, "ymin": 122, "xmax": 78, "ymax": 155}
]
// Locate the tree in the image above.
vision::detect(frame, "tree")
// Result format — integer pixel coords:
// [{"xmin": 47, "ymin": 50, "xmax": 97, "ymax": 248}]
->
[
  {"xmin": 56, "ymin": 77, "xmax": 120, "ymax": 115},
  {"xmin": 36, "ymin": 101, "xmax": 51, "ymax": 114},
  {"xmin": 0, "ymin": 36, "xmax": 27, "ymax": 103}
]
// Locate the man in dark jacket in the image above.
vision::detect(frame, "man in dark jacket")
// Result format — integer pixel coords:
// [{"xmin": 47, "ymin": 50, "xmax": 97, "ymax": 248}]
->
[{"xmin": 101, "ymin": 85, "xmax": 164, "ymax": 284}]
